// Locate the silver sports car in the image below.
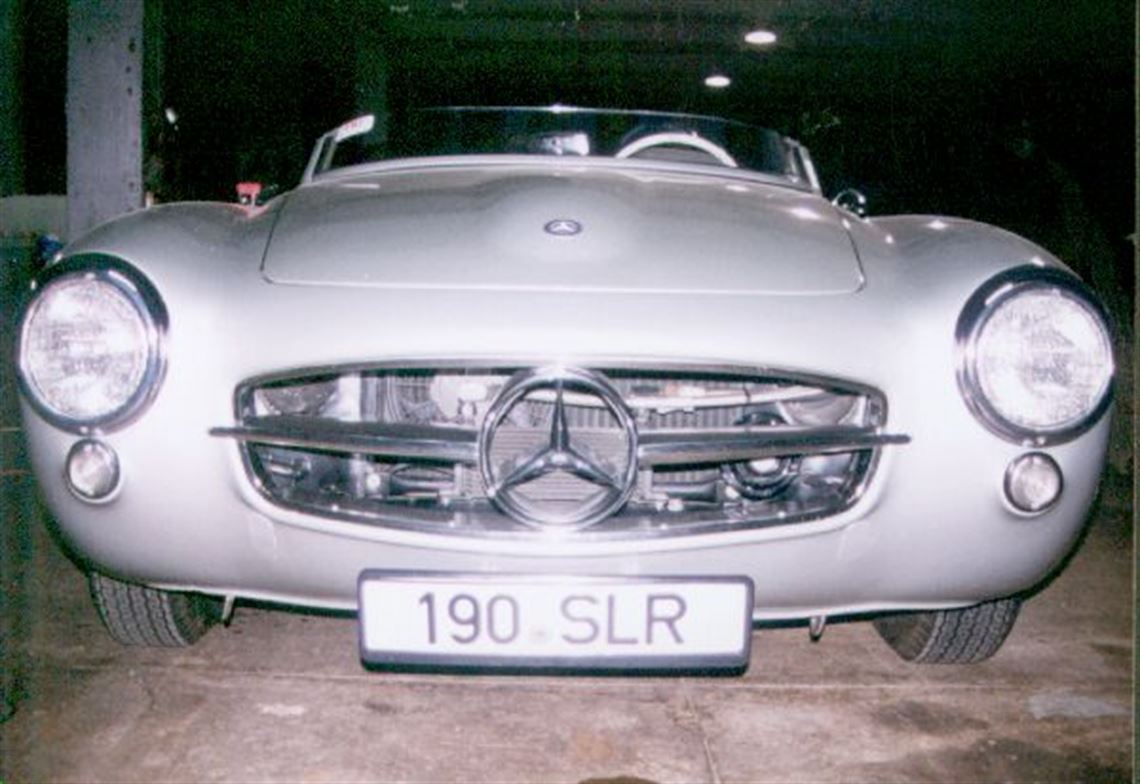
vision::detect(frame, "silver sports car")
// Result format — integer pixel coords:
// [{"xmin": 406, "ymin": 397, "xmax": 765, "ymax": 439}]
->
[{"xmin": 15, "ymin": 107, "xmax": 1114, "ymax": 671}]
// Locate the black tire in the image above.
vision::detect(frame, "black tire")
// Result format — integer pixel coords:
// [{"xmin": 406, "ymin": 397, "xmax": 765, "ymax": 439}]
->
[
  {"xmin": 873, "ymin": 598, "xmax": 1021, "ymax": 664},
  {"xmin": 89, "ymin": 572, "xmax": 219, "ymax": 647}
]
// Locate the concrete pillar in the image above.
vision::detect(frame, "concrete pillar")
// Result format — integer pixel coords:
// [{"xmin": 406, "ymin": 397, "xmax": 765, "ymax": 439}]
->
[
  {"xmin": 67, "ymin": 0, "xmax": 144, "ymax": 239},
  {"xmin": 0, "ymin": 0, "xmax": 24, "ymax": 197},
  {"xmin": 143, "ymin": 0, "xmax": 162, "ymax": 159}
]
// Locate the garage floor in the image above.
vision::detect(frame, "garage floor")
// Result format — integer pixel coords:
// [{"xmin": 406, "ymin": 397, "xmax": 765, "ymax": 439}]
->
[{"xmin": 0, "ymin": 294, "xmax": 1133, "ymax": 784}]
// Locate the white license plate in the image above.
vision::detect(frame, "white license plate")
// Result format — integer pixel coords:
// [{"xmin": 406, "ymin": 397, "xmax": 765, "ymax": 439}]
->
[{"xmin": 358, "ymin": 572, "xmax": 754, "ymax": 670}]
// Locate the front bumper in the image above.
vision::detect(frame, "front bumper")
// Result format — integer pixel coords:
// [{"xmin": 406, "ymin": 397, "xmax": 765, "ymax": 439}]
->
[{"xmin": 22, "ymin": 396, "xmax": 1110, "ymax": 621}]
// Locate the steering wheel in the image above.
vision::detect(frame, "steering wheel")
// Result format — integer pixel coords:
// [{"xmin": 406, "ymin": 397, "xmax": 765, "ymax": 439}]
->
[{"xmin": 614, "ymin": 131, "xmax": 738, "ymax": 168}]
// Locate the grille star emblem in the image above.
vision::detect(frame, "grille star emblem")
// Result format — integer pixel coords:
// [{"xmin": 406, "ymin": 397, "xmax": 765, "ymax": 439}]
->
[{"xmin": 478, "ymin": 367, "xmax": 638, "ymax": 530}]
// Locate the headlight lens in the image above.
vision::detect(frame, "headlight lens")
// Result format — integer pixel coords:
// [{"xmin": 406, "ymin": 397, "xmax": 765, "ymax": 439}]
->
[
  {"xmin": 957, "ymin": 267, "xmax": 1113, "ymax": 443},
  {"xmin": 18, "ymin": 258, "xmax": 166, "ymax": 430}
]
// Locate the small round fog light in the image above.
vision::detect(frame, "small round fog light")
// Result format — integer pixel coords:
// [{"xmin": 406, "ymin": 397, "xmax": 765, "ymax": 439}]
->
[
  {"xmin": 65, "ymin": 440, "xmax": 120, "ymax": 501},
  {"xmin": 1004, "ymin": 452, "xmax": 1062, "ymax": 514}
]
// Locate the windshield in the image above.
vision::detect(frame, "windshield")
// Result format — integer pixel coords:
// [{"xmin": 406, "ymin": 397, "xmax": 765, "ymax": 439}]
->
[{"xmin": 308, "ymin": 106, "xmax": 812, "ymax": 184}]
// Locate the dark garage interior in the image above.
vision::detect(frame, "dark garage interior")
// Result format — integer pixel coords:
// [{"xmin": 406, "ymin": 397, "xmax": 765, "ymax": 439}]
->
[{"xmin": 1, "ymin": 1, "xmax": 1134, "ymax": 781}]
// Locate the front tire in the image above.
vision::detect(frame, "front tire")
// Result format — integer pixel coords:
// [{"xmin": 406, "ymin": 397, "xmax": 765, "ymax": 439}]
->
[
  {"xmin": 89, "ymin": 572, "xmax": 219, "ymax": 647},
  {"xmin": 873, "ymin": 598, "xmax": 1021, "ymax": 664}
]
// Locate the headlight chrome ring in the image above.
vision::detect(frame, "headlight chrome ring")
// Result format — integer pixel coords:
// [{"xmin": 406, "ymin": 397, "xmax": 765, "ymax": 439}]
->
[
  {"xmin": 956, "ymin": 266, "xmax": 1113, "ymax": 446},
  {"xmin": 17, "ymin": 254, "xmax": 168, "ymax": 433}
]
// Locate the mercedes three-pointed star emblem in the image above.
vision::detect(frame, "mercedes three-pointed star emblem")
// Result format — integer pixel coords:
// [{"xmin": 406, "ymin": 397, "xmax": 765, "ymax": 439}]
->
[
  {"xmin": 478, "ymin": 367, "xmax": 638, "ymax": 529},
  {"xmin": 543, "ymin": 218, "xmax": 582, "ymax": 236}
]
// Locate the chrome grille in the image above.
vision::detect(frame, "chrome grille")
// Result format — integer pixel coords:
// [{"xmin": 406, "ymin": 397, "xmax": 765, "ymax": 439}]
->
[{"xmin": 214, "ymin": 363, "xmax": 907, "ymax": 539}]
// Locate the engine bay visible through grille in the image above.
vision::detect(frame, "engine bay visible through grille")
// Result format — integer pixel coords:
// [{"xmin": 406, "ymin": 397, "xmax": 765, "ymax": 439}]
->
[{"xmin": 213, "ymin": 364, "xmax": 907, "ymax": 539}]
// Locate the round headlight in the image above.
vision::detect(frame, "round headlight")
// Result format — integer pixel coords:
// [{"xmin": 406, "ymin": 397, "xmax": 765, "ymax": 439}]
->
[
  {"xmin": 18, "ymin": 257, "xmax": 166, "ymax": 431},
  {"xmin": 957, "ymin": 267, "xmax": 1113, "ymax": 444}
]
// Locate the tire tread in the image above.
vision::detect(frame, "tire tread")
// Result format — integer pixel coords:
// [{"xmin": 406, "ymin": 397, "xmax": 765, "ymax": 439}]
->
[
  {"xmin": 874, "ymin": 598, "xmax": 1021, "ymax": 664},
  {"xmin": 89, "ymin": 572, "xmax": 215, "ymax": 647}
]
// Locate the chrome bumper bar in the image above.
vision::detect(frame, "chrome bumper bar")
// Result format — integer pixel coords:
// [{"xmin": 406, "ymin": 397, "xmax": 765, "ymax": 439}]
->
[{"xmin": 211, "ymin": 418, "xmax": 909, "ymax": 467}]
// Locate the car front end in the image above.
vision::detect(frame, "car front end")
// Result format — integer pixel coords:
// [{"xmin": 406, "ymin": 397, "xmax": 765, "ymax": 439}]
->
[{"xmin": 15, "ymin": 108, "xmax": 1114, "ymax": 669}]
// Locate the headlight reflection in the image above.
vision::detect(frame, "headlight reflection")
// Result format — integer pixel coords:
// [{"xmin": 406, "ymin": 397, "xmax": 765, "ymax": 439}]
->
[
  {"xmin": 18, "ymin": 257, "xmax": 167, "ymax": 431},
  {"xmin": 957, "ymin": 267, "xmax": 1113, "ymax": 444}
]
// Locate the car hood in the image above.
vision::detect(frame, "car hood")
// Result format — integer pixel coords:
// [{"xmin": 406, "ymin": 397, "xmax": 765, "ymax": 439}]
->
[{"xmin": 262, "ymin": 165, "xmax": 864, "ymax": 295}]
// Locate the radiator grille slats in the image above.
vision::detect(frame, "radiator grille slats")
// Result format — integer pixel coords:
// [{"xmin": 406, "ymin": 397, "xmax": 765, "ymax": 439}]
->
[{"xmin": 217, "ymin": 364, "xmax": 901, "ymax": 540}]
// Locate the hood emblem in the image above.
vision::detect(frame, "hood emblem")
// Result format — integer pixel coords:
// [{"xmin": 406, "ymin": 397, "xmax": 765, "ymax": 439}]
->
[
  {"xmin": 479, "ymin": 367, "xmax": 638, "ymax": 530},
  {"xmin": 544, "ymin": 218, "xmax": 582, "ymax": 237}
]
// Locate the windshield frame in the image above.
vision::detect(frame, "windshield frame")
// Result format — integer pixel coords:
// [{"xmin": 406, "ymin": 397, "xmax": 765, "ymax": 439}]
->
[{"xmin": 303, "ymin": 106, "xmax": 820, "ymax": 192}]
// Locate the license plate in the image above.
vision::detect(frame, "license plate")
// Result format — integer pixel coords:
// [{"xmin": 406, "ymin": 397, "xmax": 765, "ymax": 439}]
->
[{"xmin": 358, "ymin": 572, "xmax": 754, "ymax": 670}]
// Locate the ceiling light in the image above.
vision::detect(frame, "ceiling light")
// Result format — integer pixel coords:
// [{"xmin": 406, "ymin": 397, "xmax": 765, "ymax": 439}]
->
[
  {"xmin": 704, "ymin": 74, "xmax": 731, "ymax": 89},
  {"xmin": 745, "ymin": 29, "xmax": 778, "ymax": 46}
]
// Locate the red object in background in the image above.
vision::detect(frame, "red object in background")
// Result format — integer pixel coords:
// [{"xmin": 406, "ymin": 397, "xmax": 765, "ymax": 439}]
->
[{"xmin": 236, "ymin": 182, "xmax": 262, "ymax": 205}]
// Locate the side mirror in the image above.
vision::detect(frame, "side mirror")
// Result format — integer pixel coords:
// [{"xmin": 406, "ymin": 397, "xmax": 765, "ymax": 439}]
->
[{"xmin": 832, "ymin": 188, "xmax": 868, "ymax": 218}]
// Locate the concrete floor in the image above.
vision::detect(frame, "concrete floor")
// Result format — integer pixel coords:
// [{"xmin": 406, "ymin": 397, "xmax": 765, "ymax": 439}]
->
[{"xmin": 0, "ymin": 273, "xmax": 1133, "ymax": 782}]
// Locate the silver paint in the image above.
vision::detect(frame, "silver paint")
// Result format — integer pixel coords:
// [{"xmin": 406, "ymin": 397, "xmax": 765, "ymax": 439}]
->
[{"xmin": 14, "ymin": 135, "xmax": 1113, "ymax": 622}]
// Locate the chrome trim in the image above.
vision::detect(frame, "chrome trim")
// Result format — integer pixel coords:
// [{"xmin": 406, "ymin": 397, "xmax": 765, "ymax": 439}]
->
[
  {"xmin": 64, "ymin": 438, "xmax": 122, "ymax": 504},
  {"xmin": 637, "ymin": 426, "xmax": 909, "ymax": 467},
  {"xmin": 238, "ymin": 459, "xmax": 880, "ymax": 541},
  {"xmin": 543, "ymin": 218, "xmax": 583, "ymax": 237},
  {"xmin": 477, "ymin": 366, "xmax": 640, "ymax": 530},
  {"xmin": 220, "ymin": 362, "xmax": 900, "ymax": 540},
  {"xmin": 16, "ymin": 254, "xmax": 168, "ymax": 434},
  {"xmin": 306, "ymin": 105, "xmax": 810, "ymax": 189},
  {"xmin": 534, "ymin": 383, "xmax": 823, "ymax": 411},
  {"xmin": 787, "ymin": 140, "xmax": 821, "ymax": 194},
  {"xmin": 308, "ymin": 155, "xmax": 816, "ymax": 194},
  {"xmin": 955, "ymin": 266, "xmax": 1114, "ymax": 446},
  {"xmin": 231, "ymin": 359, "xmax": 888, "ymax": 400},
  {"xmin": 302, "ymin": 130, "xmax": 336, "ymax": 183},
  {"xmin": 832, "ymin": 188, "xmax": 868, "ymax": 218},
  {"xmin": 211, "ymin": 417, "xmax": 478, "ymax": 465},
  {"xmin": 1003, "ymin": 452, "xmax": 1063, "ymax": 515}
]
